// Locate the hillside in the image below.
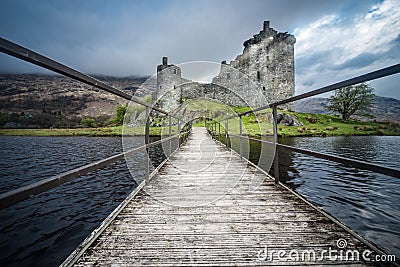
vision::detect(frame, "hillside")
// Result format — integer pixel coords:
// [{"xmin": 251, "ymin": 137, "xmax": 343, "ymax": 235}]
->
[
  {"xmin": 1, "ymin": 74, "xmax": 399, "ymax": 128},
  {"xmin": 0, "ymin": 74, "xmax": 150, "ymax": 128},
  {"xmin": 294, "ymin": 96, "xmax": 400, "ymax": 122}
]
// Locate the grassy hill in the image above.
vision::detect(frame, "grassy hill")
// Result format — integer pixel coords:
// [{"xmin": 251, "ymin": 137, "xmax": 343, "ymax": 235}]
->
[
  {"xmin": 276, "ymin": 111, "xmax": 400, "ymax": 137},
  {"xmin": 198, "ymin": 107, "xmax": 400, "ymax": 137}
]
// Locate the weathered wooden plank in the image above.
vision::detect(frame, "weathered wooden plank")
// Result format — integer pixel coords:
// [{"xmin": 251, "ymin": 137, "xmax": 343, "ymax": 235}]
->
[
  {"xmin": 64, "ymin": 128, "xmax": 388, "ymax": 266},
  {"xmin": 114, "ymin": 211, "xmax": 327, "ymax": 223},
  {"xmin": 121, "ymin": 204, "xmax": 317, "ymax": 214},
  {"xmin": 73, "ymin": 247, "xmax": 372, "ymax": 266}
]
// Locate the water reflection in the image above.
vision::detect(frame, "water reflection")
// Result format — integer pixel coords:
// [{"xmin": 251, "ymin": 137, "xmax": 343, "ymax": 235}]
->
[
  {"xmin": 270, "ymin": 137, "xmax": 298, "ymax": 186},
  {"xmin": 0, "ymin": 136, "xmax": 171, "ymax": 267},
  {"xmin": 258, "ymin": 136, "xmax": 399, "ymax": 258},
  {"xmin": 219, "ymin": 133, "xmax": 400, "ymax": 258}
]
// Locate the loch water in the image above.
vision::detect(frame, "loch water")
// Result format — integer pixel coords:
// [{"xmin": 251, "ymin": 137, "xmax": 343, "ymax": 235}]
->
[
  {"xmin": 246, "ymin": 135, "xmax": 400, "ymax": 259},
  {"xmin": 0, "ymin": 135, "xmax": 399, "ymax": 266}
]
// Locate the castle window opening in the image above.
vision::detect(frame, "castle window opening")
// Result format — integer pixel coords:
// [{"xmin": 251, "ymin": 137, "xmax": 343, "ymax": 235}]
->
[
  {"xmin": 257, "ymin": 71, "xmax": 261, "ymax": 81},
  {"xmin": 227, "ymin": 73, "xmax": 230, "ymax": 79},
  {"xmin": 174, "ymin": 69, "xmax": 177, "ymax": 74}
]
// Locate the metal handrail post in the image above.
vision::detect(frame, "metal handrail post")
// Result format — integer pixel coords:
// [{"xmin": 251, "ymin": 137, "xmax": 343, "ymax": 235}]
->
[
  {"xmin": 177, "ymin": 119, "xmax": 181, "ymax": 147},
  {"xmin": 225, "ymin": 119, "xmax": 230, "ymax": 148},
  {"xmin": 145, "ymin": 107, "xmax": 150, "ymax": 180},
  {"xmin": 184, "ymin": 122, "xmax": 188, "ymax": 142},
  {"xmin": 239, "ymin": 116, "xmax": 243, "ymax": 157},
  {"xmin": 168, "ymin": 115, "xmax": 172, "ymax": 156},
  {"xmin": 272, "ymin": 106, "xmax": 279, "ymax": 183}
]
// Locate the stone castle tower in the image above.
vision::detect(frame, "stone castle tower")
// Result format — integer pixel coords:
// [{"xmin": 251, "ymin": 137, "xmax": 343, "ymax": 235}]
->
[
  {"xmin": 155, "ymin": 21, "xmax": 296, "ymax": 112},
  {"xmin": 155, "ymin": 57, "xmax": 183, "ymax": 112}
]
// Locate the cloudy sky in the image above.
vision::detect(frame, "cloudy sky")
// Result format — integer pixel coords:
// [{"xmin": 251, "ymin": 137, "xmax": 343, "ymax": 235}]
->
[{"xmin": 1, "ymin": 0, "xmax": 399, "ymax": 98}]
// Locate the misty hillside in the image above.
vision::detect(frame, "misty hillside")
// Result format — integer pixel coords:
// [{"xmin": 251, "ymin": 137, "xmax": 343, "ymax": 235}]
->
[
  {"xmin": 0, "ymin": 74, "xmax": 150, "ymax": 128},
  {"xmin": 294, "ymin": 96, "xmax": 400, "ymax": 122}
]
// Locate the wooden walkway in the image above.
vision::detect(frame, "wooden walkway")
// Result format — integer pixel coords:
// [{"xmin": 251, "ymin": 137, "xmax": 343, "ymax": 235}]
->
[{"xmin": 63, "ymin": 127, "xmax": 386, "ymax": 266}]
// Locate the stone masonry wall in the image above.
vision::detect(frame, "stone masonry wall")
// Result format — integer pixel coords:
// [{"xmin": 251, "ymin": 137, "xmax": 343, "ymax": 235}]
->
[
  {"xmin": 155, "ymin": 57, "xmax": 183, "ymax": 112},
  {"xmin": 155, "ymin": 21, "xmax": 296, "ymax": 112}
]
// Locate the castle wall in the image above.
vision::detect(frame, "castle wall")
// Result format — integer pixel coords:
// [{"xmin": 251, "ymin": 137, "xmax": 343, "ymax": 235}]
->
[
  {"xmin": 155, "ymin": 21, "xmax": 296, "ymax": 112},
  {"xmin": 155, "ymin": 57, "xmax": 183, "ymax": 112},
  {"xmin": 180, "ymin": 82, "xmax": 247, "ymax": 106},
  {"xmin": 213, "ymin": 21, "xmax": 295, "ymax": 108}
]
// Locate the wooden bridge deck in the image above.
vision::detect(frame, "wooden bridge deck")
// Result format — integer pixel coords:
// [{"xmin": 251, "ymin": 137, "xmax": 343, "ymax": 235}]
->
[{"xmin": 63, "ymin": 127, "xmax": 384, "ymax": 266}]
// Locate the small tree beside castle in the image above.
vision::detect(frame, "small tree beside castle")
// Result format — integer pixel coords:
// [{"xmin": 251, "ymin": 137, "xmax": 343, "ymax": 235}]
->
[{"xmin": 327, "ymin": 83, "xmax": 375, "ymax": 122}]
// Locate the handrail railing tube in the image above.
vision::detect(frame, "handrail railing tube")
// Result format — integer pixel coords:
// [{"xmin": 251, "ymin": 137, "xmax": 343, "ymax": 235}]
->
[
  {"xmin": 0, "ymin": 37, "xmax": 191, "ymax": 209},
  {"xmin": 209, "ymin": 63, "xmax": 400, "ymax": 184},
  {"xmin": 0, "ymin": 37, "xmax": 173, "ymax": 116},
  {"xmin": 225, "ymin": 119, "xmax": 230, "ymax": 148},
  {"xmin": 277, "ymin": 143, "xmax": 400, "ymax": 179},
  {"xmin": 145, "ymin": 107, "xmax": 150, "ymax": 180},
  {"xmin": 0, "ymin": 135, "xmax": 179, "ymax": 210},
  {"xmin": 168, "ymin": 115, "xmax": 172, "ymax": 156},
  {"xmin": 238, "ymin": 63, "xmax": 400, "ymax": 117},
  {"xmin": 272, "ymin": 106, "xmax": 280, "ymax": 183},
  {"xmin": 214, "ymin": 63, "xmax": 400, "ymax": 122},
  {"xmin": 243, "ymin": 136, "xmax": 400, "ymax": 179},
  {"xmin": 177, "ymin": 119, "xmax": 181, "ymax": 147},
  {"xmin": 270, "ymin": 63, "xmax": 400, "ymax": 107},
  {"xmin": 2, "ymin": 36, "xmax": 399, "ymax": 209},
  {"xmin": 239, "ymin": 116, "xmax": 243, "ymax": 157}
]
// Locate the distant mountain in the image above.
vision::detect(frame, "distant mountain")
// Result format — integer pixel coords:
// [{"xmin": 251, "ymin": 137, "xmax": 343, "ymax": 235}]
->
[
  {"xmin": 294, "ymin": 97, "xmax": 329, "ymax": 114},
  {"xmin": 0, "ymin": 74, "xmax": 149, "ymax": 128},
  {"xmin": 294, "ymin": 96, "xmax": 400, "ymax": 122}
]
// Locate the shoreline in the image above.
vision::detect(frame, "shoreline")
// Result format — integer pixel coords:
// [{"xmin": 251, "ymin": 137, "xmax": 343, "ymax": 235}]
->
[
  {"xmin": 0, "ymin": 126, "xmax": 399, "ymax": 138},
  {"xmin": 1, "ymin": 111, "xmax": 398, "ymax": 138}
]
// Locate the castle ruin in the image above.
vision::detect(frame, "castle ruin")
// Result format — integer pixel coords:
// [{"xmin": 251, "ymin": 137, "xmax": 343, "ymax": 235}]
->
[{"xmin": 155, "ymin": 21, "xmax": 296, "ymax": 112}]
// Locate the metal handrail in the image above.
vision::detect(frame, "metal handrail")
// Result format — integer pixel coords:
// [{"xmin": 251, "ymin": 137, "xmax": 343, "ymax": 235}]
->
[
  {"xmin": 0, "ymin": 37, "xmax": 192, "ymax": 209},
  {"xmin": 0, "ymin": 37, "xmax": 174, "ymax": 116},
  {"xmin": 244, "ymin": 136, "xmax": 400, "ymax": 179},
  {"xmin": 207, "ymin": 129, "xmax": 400, "ymax": 178},
  {"xmin": 217, "ymin": 63, "xmax": 400, "ymax": 121},
  {"xmin": 0, "ymin": 134, "xmax": 182, "ymax": 210},
  {"xmin": 206, "ymin": 63, "xmax": 400, "ymax": 183},
  {"xmin": 1, "ymin": 35, "xmax": 398, "ymax": 205}
]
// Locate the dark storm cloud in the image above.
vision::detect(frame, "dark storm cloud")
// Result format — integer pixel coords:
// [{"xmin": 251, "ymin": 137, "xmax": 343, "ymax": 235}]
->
[
  {"xmin": 0, "ymin": 0, "xmax": 398, "ymax": 98},
  {"xmin": 0, "ymin": 0, "xmax": 374, "ymax": 74},
  {"xmin": 332, "ymin": 52, "xmax": 381, "ymax": 70}
]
